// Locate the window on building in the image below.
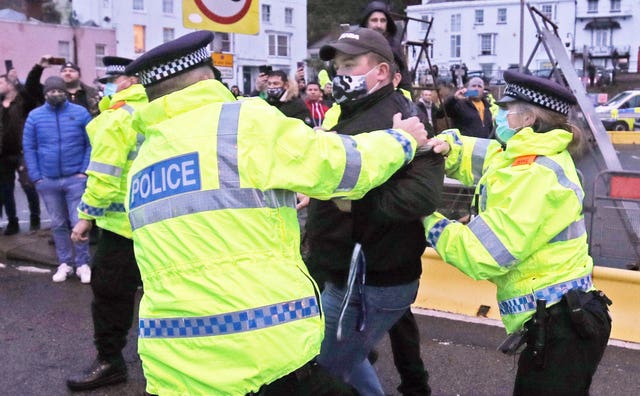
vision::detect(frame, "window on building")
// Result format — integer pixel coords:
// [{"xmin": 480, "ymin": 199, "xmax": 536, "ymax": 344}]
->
[
  {"xmin": 587, "ymin": 0, "xmax": 598, "ymax": 13},
  {"xmin": 450, "ymin": 14, "xmax": 461, "ymax": 32},
  {"xmin": 594, "ymin": 29, "xmax": 608, "ymax": 47},
  {"xmin": 103, "ymin": 0, "xmax": 110, "ymax": 7},
  {"xmin": 450, "ymin": 34, "xmax": 461, "ymax": 58},
  {"xmin": 220, "ymin": 33, "xmax": 231, "ymax": 52},
  {"xmin": 285, "ymin": 7, "xmax": 293, "ymax": 25},
  {"xmin": 95, "ymin": 44, "xmax": 106, "ymax": 68},
  {"xmin": 262, "ymin": 4, "xmax": 271, "ymax": 23},
  {"xmin": 610, "ymin": 0, "xmax": 621, "ymax": 12},
  {"xmin": 58, "ymin": 41, "xmax": 70, "ymax": 60},
  {"xmin": 163, "ymin": 27, "xmax": 174, "ymax": 43},
  {"xmin": 268, "ymin": 34, "xmax": 290, "ymax": 57},
  {"xmin": 475, "ymin": 9, "xmax": 484, "ymax": 24},
  {"xmin": 497, "ymin": 8, "xmax": 507, "ymax": 23},
  {"xmin": 420, "ymin": 15, "xmax": 431, "ymax": 31},
  {"xmin": 540, "ymin": 4, "xmax": 554, "ymax": 19},
  {"xmin": 134, "ymin": 24, "xmax": 146, "ymax": 53},
  {"xmin": 480, "ymin": 63, "xmax": 494, "ymax": 77},
  {"xmin": 133, "ymin": 0, "xmax": 144, "ymax": 11},
  {"xmin": 479, "ymin": 34, "xmax": 495, "ymax": 55},
  {"xmin": 163, "ymin": 0, "xmax": 173, "ymax": 14}
]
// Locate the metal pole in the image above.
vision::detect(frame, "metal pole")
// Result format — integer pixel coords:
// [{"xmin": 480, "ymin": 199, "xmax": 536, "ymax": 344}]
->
[{"xmin": 519, "ymin": 0, "xmax": 524, "ymax": 71}]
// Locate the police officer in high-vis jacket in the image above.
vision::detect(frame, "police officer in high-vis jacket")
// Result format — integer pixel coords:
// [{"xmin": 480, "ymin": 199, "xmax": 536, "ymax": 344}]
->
[
  {"xmin": 67, "ymin": 56, "xmax": 147, "ymax": 391},
  {"xmin": 426, "ymin": 70, "xmax": 612, "ymax": 395},
  {"xmin": 123, "ymin": 31, "xmax": 429, "ymax": 396}
]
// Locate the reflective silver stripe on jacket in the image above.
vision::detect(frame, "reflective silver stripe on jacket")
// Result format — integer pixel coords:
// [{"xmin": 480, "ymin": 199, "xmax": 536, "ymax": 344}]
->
[
  {"xmin": 498, "ymin": 274, "xmax": 592, "ymax": 315},
  {"xmin": 217, "ymin": 102, "xmax": 242, "ymax": 189},
  {"xmin": 128, "ymin": 102, "xmax": 296, "ymax": 230},
  {"xmin": 534, "ymin": 156, "xmax": 585, "ymax": 203},
  {"xmin": 335, "ymin": 135, "xmax": 362, "ymax": 192},
  {"xmin": 139, "ymin": 296, "xmax": 320, "ymax": 338},
  {"xmin": 471, "ymin": 138, "xmax": 491, "ymax": 184},
  {"xmin": 117, "ymin": 103, "xmax": 135, "ymax": 114},
  {"xmin": 468, "ymin": 215, "xmax": 518, "ymax": 267},
  {"xmin": 550, "ymin": 218, "xmax": 586, "ymax": 243},
  {"xmin": 127, "ymin": 133, "xmax": 145, "ymax": 161},
  {"xmin": 87, "ymin": 161, "xmax": 122, "ymax": 177}
]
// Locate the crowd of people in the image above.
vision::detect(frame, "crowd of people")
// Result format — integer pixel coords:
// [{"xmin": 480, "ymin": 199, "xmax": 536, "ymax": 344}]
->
[{"xmin": 0, "ymin": 1, "xmax": 614, "ymax": 395}]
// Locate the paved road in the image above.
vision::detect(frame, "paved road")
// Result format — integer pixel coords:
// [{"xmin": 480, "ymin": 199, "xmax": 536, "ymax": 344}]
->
[{"xmin": 1, "ymin": 259, "xmax": 639, "ymax": 396}]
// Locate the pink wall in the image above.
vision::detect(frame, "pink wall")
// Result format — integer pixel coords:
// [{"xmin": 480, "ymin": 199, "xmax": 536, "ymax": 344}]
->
[{"xmin": 0, "ymin": 19, "xmax": 116, "ymax": 87}]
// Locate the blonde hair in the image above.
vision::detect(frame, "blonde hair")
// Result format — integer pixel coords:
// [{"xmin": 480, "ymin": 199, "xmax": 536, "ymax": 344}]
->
[{"xmin": 510, "ymin": 101, "xmax": 584, "ymax": 157}]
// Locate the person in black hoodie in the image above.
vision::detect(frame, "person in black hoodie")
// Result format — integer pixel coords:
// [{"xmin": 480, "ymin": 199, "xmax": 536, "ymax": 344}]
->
[
  {"xmin": 305, "ymin": 28, "xmax": 443, "ymax": 395},
  {"xmin": 359, "ymin": 1, "xmax": 412, "ymax": 93}
]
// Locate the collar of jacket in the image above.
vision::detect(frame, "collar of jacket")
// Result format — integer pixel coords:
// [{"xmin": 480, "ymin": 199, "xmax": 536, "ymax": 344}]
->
[
  {"xmin": 503, "ymin": 127, "xmax": 572, "ymax": 160},
  {"xmin": 110, "ymin": 83, "xmax": 148, "ymax": 104},
  {"xmin": 340, "ymin": 83, "xmax": 394, "ymax": 118},
  {"xmin": 132, "ymin": 79, "xmax": 235, "ymax": 135}
]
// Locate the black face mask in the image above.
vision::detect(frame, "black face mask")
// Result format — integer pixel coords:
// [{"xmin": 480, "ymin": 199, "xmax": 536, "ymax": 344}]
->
[
  {"xmin": 45, "ymin": 92, "xmax": 66, "ymax": 107},
  {"xmin": 266, "ymin": 87, "xmax": 285, "ymax": 103}
]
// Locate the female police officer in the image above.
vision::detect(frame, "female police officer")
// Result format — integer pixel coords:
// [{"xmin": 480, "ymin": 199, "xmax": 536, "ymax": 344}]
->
[{"xmin": 425, "ymin": 70, "xmax": 612, "ymax": 395}]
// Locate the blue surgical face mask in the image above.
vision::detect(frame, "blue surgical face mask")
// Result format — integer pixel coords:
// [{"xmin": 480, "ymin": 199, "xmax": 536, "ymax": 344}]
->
[
  {"xmin": 495, "ymin": 108, "xmax": 517, "ymax": 143},
  {"xmin": 103, "ymin": 82, "xmax": 117, "ymax": 97},
  {"xmin": 331, "ymin": 65, "xmax": 380, "ymax": 104}
]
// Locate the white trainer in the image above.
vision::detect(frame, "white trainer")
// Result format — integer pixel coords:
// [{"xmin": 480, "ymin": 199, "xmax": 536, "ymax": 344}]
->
[
  {"xmin": 52, "ymin": 263, "xmax": 73, "ymax": 282},
  {"xmin": 76, "ymin": 264, "xmax": 92, "ymax": 284}
]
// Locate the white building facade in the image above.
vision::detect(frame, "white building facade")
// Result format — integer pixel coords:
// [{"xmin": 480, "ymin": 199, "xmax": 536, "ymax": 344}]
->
[
  {"xmin": 405, "ymin": 0, "xmax": 640, "ymax": 84},
  {"xmin": 69, "ymin": 0, "xmax": 307, "ymax": 94}
]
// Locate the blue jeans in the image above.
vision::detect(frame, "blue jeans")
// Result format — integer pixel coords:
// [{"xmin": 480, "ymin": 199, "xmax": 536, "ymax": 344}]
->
[
  {"xmin": 36, "ymin": 175, "xmax": 89, "ymax": 266},
  {"xmin": 317, "ymin": 280, "xmax": 420, "ymax": 395}
]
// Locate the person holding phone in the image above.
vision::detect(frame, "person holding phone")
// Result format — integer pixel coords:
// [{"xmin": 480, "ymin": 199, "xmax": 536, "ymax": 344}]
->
[
  {"xmin": 443, "ymin": 76, "xmax": 493, "ymax": 138},
  {"xmin": 25, "ymin": 55, "xmax": 101, "ymax": 117}
]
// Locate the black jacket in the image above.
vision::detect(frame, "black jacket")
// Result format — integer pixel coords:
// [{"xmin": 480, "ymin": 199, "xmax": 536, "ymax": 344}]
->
[
  {"xmin": 0, "ymin": 85, "xmax": 39, "ymax": 181},
  {"xmin": 270, "ymin": 96, "xmax": 313, "ymax": 127},
  {"xmin": 443, "ymin": 96, "xmax": 493, "ymax": 138},
  {"xmin": 305, "ymin": 84, "xmax": 444, "ymax": 287}
]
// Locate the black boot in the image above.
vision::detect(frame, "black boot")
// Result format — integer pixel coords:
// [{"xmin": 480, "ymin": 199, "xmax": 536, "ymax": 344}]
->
[
  {"xmin": 4, "ymin": 219, "xmax": 19, "ymax": 236},
  {"xmin": 30, "ymin": 216, "xmax": 40, "ymax": 231},
  {"xmin": 66, "ymin": 357, "xmax": 127, "ymax": 391}
]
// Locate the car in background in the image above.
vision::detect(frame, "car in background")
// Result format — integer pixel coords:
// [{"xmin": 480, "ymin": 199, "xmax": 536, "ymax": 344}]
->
[{"xmin": 595, "ymin": 90, "xmax": 640, "ymax": 131}]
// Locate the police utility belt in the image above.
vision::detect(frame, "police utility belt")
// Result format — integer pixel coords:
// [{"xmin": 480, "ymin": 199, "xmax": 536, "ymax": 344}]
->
[{"xmin": 498, "ymin": 289, "xmax": 612, "ymax": 361}]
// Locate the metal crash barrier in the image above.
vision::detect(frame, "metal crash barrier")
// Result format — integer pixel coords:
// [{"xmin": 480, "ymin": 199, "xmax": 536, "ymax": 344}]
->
[
  {"xmin": 588, "ymin": 170, "xmax": 640, "ymax": 269},
  {"xmin": 414, "ymin": 248, "xmax": 640, "ymax": 343}
]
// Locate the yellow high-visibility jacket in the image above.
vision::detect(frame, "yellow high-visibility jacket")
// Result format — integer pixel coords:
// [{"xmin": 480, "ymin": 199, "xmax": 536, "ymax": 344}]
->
[
  {"xmin": 78, "ymin": 84, "xmax": 148, "ymax": 238},
  {"xmin": 126, "ymin": 79, "xmax": 418, "ymax": 395},
  {"xmin": 424, "ymin": 128, "xmax": 594, "ymax": 333}
]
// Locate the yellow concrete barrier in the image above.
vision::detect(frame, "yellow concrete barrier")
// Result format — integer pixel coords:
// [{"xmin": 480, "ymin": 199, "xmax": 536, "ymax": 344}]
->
[
  {"xmin": 608, "ymin": 131, "xmax": 640, "ymax": 144},
  {"xmin": 415, "ymin": 248, "xmax": 640, "ymax": 343}
]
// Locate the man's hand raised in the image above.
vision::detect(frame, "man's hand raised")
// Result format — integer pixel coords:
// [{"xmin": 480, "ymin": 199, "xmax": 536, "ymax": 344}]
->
[{"xmin": 392, "ymin": 113, "xmax": 428, "ymax": 147}]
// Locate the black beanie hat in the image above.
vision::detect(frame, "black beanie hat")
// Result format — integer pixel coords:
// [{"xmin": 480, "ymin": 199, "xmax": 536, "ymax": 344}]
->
[{"xmin": 43, "ymin": 76, "xmax": 66, "ymax": 94}]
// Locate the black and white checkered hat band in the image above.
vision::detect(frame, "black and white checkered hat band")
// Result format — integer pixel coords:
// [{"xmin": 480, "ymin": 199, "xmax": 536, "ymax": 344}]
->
[
  {"xmin": 138, "ymin": 47, "xmax": 210, "ymax": 86},
  {"xmin": 105, "ymin": 64, "xmax": 126, "ymax": 75},
  {"xmin": 504, "ymin": 83, "xmax": 571, "ymax": 115}
]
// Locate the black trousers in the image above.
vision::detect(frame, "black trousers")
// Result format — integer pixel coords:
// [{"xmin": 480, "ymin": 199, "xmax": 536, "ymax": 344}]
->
[
  {"xmin": 389, "ymin": 309, "xmax": 431, "ymax": 396},
  {"xmin": 90, "ymin": 229, "xmax": 141, "ymax": 362},
  {"xmin": 254, "ymin": 360, "xmax": 357, "ymax": 396},
  {"xmin": 513, "ymin": 292, "xmax": 611, "ymax": 396},
  {"xmin": 144, "ymin": 361, "xmax": 358, "ymax": 396}
]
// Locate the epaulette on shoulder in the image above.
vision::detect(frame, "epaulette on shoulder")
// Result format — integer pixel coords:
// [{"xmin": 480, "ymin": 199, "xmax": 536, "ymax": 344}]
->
[
  {"xmin": 512, "ymin": 154, "xmax": 537, "ymax": 167},
  {"xmin": 109, "ymin": 101, "xmax": 126, "ymax": 110}
]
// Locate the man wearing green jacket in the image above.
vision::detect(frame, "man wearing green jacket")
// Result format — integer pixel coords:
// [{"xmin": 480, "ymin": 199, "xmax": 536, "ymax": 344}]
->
[
  {"xmin": 123, "ymin": 31, "xmax": 429, "ymax": 396},
  {"xmin": 67, "ymin": 56, "xmax": 148, "ymax": 391}
]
